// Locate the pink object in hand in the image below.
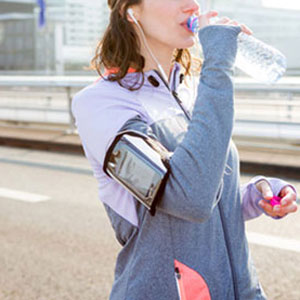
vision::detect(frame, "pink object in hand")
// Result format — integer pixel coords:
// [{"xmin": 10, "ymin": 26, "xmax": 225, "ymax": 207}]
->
[{"xmin": 269, "ymin": 196, "xmax": 282, "ymax": 207}]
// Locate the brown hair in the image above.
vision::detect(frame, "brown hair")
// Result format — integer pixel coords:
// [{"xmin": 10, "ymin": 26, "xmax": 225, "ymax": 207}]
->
[{"xmin": 90, "ymin": 0, "xmax": 201, "ymax": 90}]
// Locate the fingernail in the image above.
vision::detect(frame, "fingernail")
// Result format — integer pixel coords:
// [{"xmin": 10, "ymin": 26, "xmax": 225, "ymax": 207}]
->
[
  {"xmin": 281, "ymin": 200, "xmax": 287, "ymax": 206},
  {"xmin": 274, "ymin": 206, "xmax": 280, "ymax": 212}
]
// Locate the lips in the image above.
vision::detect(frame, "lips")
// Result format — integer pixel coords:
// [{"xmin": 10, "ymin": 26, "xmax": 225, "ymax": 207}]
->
[
  {"xmin": 181, "ymin": 23, "xmax": 190, "ymax": 32},
  {"xmin": 180, "ymin": 17, "xmax": 190, "ymax": 27},
  {"xmin": 180, "ymin": 16, "xmax": 196, "ymax": 33}
]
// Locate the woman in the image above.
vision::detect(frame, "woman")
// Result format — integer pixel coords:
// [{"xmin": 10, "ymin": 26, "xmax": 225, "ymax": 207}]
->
[{"xmin": 72, "ymin": 0, "xmax": 298, "ymax": 299}]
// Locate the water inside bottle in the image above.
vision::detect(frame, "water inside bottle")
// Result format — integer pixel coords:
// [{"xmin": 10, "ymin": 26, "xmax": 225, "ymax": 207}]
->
[{"xmin": 235, "ymin": 33, "xmax": 287, "ymax": 84}]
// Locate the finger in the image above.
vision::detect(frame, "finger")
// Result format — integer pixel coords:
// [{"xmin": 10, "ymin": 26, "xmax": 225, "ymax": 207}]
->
[
  {"xmin": 201, "ymin": 10, "xmax": 218, "ymax": 20},
  {"xmin": 273, "ymin": 210, "xmax": 287, "ymax": 218},
  {"xmin": 280, "ymin": 186, "xmax": 297, "ymax": 203},
  {"xmin": 280, "ymin": 185, "xmax": 295, "ymax": 196},
  {"xmin": 216, "ymin": 17, "xmax": 230, "ymax": 24},
  {"xmin": 256, "ymin": 180, "xmax": 273, "ymax": 200},
  {"xmin": 273, "ymin": 204, "xmax": 297, "ymax": 217},
  {"xmin": 259, "ymin": 201, "xmax": 284, "ymax": 217},
  {"xmin": 240, "ymin": 23, "xmax": 253, "ymax": 35},
  {"xmin": 260, "ymin": 199, "xmax": 298, "ymax": 218},
  {"xmin": 199, "ymin": 10, "xmax": 218, "ymax": 28},
  {"xmin": 205, "ymin": 10, "xmax": 219, "ymax": 18},
  {"xmin": 259, "ymin": 200, "xmax": 275, "ymax": 215},
  {"xmin": 275, "ymin": 202, "xmax": 298, "ymax": 215},
  {"xmin": 228, "ymin": 20, "xmax": 239, "ymax": 26},
  {"xmin": 280, "ymin": 194, "xmax": 296, "ymax": 207}
]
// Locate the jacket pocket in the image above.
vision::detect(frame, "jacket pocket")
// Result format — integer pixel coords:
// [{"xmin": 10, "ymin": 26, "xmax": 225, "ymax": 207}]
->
[{"xmin": 174, "ymin": 259, "xmax": 211, "ymax": 300}]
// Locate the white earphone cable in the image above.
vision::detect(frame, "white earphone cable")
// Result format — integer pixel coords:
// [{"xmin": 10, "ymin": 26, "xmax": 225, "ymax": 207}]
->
[{"xmin": 127, "ymin": 9, "xmax": 169, "ymax": 85}]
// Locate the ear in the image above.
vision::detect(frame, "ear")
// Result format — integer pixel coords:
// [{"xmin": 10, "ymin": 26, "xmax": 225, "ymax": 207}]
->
[
  {"xmin": 127, "ymin": 8, "xmax": 138, "ymax": 23},
  {"xmin": 120, "ymin": 4, "xmax": 139, "ymax": 23}
]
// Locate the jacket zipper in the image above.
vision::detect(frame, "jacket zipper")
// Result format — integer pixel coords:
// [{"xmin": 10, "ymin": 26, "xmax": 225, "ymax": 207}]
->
[
  {"xmin": 172, "ymin": 90, "xmax": 192, "ymax": 121},
  {"xmin": 175, "ymin": 267, "xmax": 186, "ymax": 300}
]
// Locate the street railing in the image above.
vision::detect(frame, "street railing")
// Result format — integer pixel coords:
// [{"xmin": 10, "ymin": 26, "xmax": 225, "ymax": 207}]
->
[
  {"xmin": 0, "ymin": 76, "xmax": 300, "ymax": 142},
  {"xmin": 0, "ymin": 76, "xmax": 92, "ymax": 133},
  {"xmin": 233, "ymin": 79, "xmax": 300, "ymax": 142}
]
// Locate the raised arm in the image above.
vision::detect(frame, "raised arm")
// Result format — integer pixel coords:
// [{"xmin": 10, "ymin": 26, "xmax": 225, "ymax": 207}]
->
[
  {"xmin": 103, "ymin": 25, "xmax": 242, "ymax": 223},
  {"xmin": 156, "ymin": 25, "xmax": 241, "ymax": 221}
]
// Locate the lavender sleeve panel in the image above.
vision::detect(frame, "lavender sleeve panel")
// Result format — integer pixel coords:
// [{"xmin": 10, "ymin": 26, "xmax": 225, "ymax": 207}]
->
[{"xmin": 242, "ymin": 176, "xmax": 298, "ymax": 221}]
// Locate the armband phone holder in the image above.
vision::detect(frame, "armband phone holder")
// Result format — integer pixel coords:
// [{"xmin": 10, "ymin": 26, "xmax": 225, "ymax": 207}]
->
[{"xmin": 104, "ymin": 132, "xmax": 170, "ymax": 216}]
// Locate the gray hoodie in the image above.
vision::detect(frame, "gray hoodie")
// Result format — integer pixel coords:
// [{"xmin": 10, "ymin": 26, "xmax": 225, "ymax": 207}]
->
[{"xmin": 72, "ymin": 25, "xmax": 294, "ymax": 299}]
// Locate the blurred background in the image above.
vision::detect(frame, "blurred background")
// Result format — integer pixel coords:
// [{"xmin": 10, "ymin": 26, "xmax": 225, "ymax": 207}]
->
[
  {"xmin": 0, "ymin": 0, "xmax": 299, "ymax": 75},
  {"xmin": 0, "ymin": 1, "xmax": 299, "ymax": 300},
  {"xmin": 0, "ymin": 0, "xmax": 109, "ymax": 75}
]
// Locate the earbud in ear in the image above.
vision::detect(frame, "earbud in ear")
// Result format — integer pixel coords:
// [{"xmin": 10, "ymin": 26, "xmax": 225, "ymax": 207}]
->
[{"xmin": 127, "ymin": 8, "xmax": 138, "ymax": 24}]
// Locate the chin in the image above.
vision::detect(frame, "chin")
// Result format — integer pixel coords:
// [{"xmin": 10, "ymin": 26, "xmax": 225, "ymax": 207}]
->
[{"xmin": 177, "ymin": 37, "xmax": 196, "ymax": 49}]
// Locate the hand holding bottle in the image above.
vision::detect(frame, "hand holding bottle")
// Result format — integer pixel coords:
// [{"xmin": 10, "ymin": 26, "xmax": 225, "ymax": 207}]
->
[
  {"xmin": 192, "ymin": 11, "xmax": 253, "ymax": 36},
  {"xmin": 187, "ymin": 12, "xmax": 287, "ymax": 84}
]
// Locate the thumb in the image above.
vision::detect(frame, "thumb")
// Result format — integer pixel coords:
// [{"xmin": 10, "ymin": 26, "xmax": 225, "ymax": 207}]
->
[
  {"xmin": 198, "ymin": 10, "xmax": 218, "ymax": 29},
  {"xmin": 205, "ymin": 10, "xmax": 219, "ymax": 18},
  {"xmin": 262, "ymin": 184, "xmax": 273, "ymax": 200},
  {"xmin": 256, "ymin": 180, "xmax": 273, "ymax": 200}
]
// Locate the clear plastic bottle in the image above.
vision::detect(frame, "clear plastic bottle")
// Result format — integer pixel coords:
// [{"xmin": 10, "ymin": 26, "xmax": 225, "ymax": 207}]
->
[
  {"xmin": 235, "ymin": 32, "xmax": 287, "ymax": 84},
  {"xmin": 187, "ymin": 15, "xmax": 287, "ymax": 84}
]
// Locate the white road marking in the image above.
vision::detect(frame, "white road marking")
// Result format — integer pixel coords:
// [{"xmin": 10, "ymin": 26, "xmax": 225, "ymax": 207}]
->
[
  {"xmin": 0, "ymin": 157, "xmax": 92, "ymax": 175},
  {"xmin": 0, "ymin": 188, "xmax": 51, "ymax": 203},
  {"xmin": 247, "ymin": 231, "xmax": 300, "ymax": 253}
]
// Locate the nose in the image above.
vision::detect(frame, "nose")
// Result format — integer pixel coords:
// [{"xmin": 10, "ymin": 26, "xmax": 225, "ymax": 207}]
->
[{"xmin": 182, "ymin": 0, "xmax": 200, "ymax": 14}]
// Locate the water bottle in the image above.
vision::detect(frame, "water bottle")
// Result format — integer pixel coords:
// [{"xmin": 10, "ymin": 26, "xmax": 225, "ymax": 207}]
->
[
  {"xmin": 187, "ymin": 16, "xmax": 287, "ymax": 84},
  {"xmin": 235, "ymin": 33, "xmax": 286, "ymax": 84}
]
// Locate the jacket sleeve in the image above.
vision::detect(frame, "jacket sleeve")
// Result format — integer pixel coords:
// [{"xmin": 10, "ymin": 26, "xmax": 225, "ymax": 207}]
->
[
  {"xmin": 155, "ymin": 25, "xmax": 241, "ymax": 222},
  {"xmin": 241, "ymin": 176, "xmax": 298, "ymax": 221}
]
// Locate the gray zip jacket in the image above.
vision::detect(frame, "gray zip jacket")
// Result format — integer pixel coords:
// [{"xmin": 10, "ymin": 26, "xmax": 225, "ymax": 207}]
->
[{"xmin": 72, "ymin": 25, "xmax": 294, "ymax": 299}]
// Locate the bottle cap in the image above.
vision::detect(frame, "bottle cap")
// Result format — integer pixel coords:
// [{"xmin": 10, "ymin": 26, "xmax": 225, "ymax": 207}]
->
[{"xmin": 187, "ymin": 15, "xmax": 199, "ymax": 33}]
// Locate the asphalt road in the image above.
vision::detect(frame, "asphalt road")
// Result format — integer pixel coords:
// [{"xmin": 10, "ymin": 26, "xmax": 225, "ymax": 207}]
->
[{"xmin": 0, "ymin": 146, "xmax": 299, "ymax": 300}]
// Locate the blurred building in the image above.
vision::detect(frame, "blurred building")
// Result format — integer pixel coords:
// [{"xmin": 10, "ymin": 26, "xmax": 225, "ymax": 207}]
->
[
  {"xmin": 0, "ymin": 0, "xmax": 109, "ymax": 74},
  {"xmin": 0, "ymin": 0, "xmax": 36, "ymax": 71},
  {"xmin": 55, "ymin": 0, "xmax": 109, "ymax": 70},
  {"xmin": 211, "ymin": 0, "xmax": 300, "ymax": 73},
  {"xmin": 0, "ymin": 0, "xmax": 299, "ymax": 74}
]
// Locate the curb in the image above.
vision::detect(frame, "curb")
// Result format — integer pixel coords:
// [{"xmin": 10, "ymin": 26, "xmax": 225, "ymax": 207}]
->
[{"xmin": 0, "ymin": 136, "xmax": 84, "ymax": 155}]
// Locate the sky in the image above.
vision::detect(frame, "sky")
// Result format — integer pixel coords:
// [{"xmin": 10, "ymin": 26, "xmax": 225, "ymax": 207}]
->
[{"xmin": 262, "ymin": 0, "xmax": 300, "ymax": 10}]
